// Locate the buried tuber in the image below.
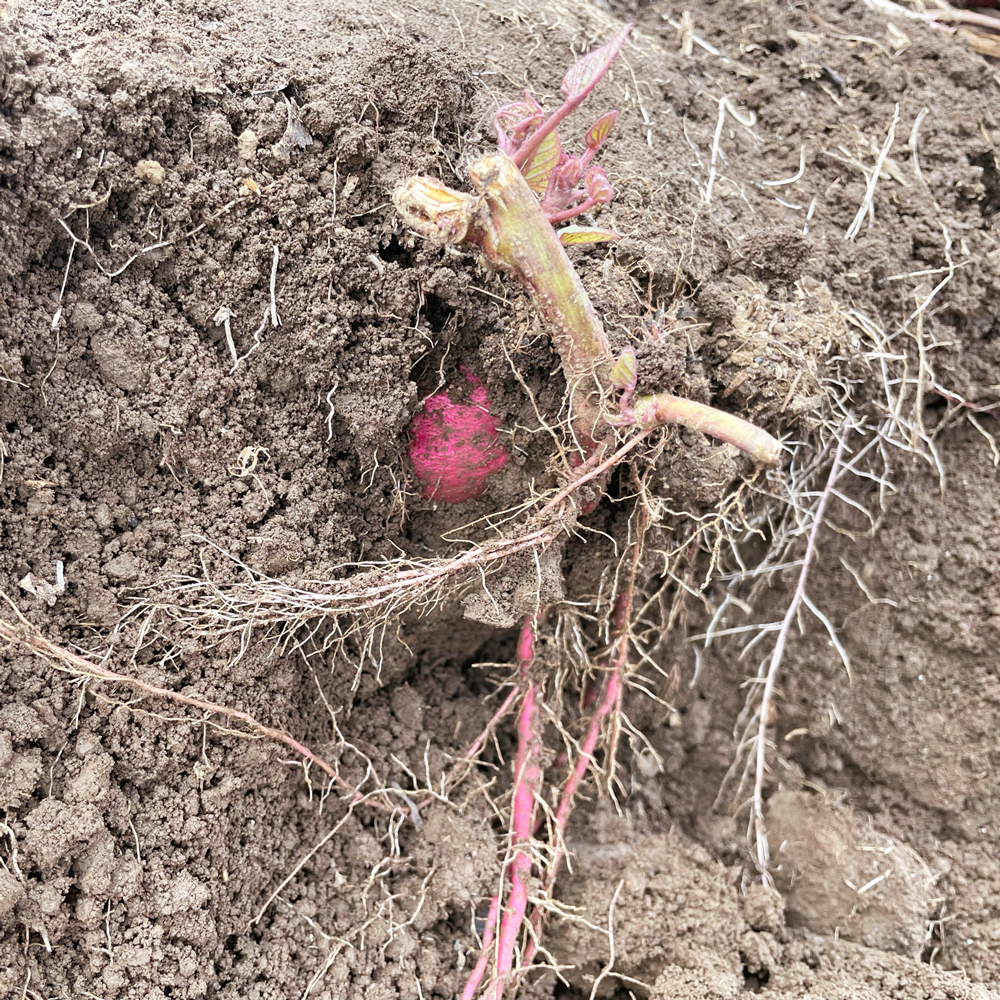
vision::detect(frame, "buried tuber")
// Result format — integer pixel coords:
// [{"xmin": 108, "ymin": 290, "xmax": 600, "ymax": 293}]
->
[
  {"xmin": 397, "ymin": 23, "xmax": 781, "ymax": 504},
  {"xmin": 408, "ymin": 369, "xmax": 509, "ymax": 503}
]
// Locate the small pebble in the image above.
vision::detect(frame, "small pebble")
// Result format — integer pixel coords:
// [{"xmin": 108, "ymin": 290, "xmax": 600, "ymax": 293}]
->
[
  {"xmin": 135, "ymin": 159, "xmax": 165, "ymax": 184},
  {"xmin": 237, "ymin": 129, "xmax": 258, "ymax": 160}
]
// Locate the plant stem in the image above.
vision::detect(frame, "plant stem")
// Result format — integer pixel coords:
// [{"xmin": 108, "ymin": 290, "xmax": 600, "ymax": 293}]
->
[
  {"xmin": 470, "ymin": 154, "xmax": 612, "ymax": 451},
  {"xmin": 395, "ymin": 158, "xmax": 783, "ymax": 466},
  {"xmin": 468, "ymin": 154, "xmax": 609, "ymax": 373},
  {"xmin": 632, "ymin": 392, "xmax": 782, "ymax": 466},
  {"xmin": 396, "ymin": 156, "xmax": 610, "ymax": 453}
]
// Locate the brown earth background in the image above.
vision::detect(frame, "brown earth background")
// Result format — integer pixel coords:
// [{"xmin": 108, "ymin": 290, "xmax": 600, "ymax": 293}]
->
[{"xmin": 3, "ymin": 0, "xmax": 1000, "ymax": 997}]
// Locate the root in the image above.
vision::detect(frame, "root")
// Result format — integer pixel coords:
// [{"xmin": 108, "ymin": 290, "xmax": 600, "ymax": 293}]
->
[
  {"xmin": 702, "ymin": 273, "xmax": 958, "ymax": 876},
  {"xmin": 460, "ymin": 897, "xmax": 501, "ymax": 1000},
  {"xmin": 462, "ymin": 515, "xmax": 645, "ymax": 999},
  {"xmin": 487, "ymin": 616, "xmax": 543, "ymax": 1000},
  {"xmin": 0, "ymin": 591, "xmax": 352, "ymax": 794},
  {"xmin": 748, "ymin": 424, "xmax": 849, "ymax": 882},
  {"xmin": 128, "ymin": 432, "xmax": 652, "ymax": 667},
  {"xmin": 134, "ymin": 522, "xmax": 561, "ymax": 668},
  {"xmin": 844, "ymin": 104, "xmax": 899, "ymax": 241}
]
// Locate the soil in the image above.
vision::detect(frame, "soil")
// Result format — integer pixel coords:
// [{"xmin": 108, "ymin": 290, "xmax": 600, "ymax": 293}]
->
[{"xmin": 2, "ymin": 0, "xmax": 1000, "ymax": 998}]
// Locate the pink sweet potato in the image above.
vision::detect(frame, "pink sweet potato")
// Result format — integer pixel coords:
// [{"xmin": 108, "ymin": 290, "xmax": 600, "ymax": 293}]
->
[{"xmin": 408, "ymin": 373, "xmax": 509, "ymax": 503}]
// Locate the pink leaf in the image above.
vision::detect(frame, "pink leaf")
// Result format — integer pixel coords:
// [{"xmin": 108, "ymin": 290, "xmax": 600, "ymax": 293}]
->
[
  {"xmin": 494, "ymin": 98, "xmax": 544, "ymax": 152},
  {"xmin": 523, "ymin": 129, "xmax": 562, "ymax": 195},
  {"xmin": 510, "ymin": 25, "xmax": 631, "ymax": 176},
  {"xmin": 560, "ymin": 24, "xmax": 632, "ymax": 103},
  {"xmin": 495, "ymin": 99, "xmax": 543, "ymax": 134},
  {"xmin": 539, "ymin": 156, "xmax": 584, "ymax": 213},
  {"xmin": 585, "ymin": 110, "xmax": 618, "ymax": 152}
]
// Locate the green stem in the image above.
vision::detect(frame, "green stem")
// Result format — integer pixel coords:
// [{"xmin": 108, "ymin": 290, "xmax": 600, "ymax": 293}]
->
[
  {"xmin": 468, "ymin": 154, "xmax": 609, "ymax": 372},
  {"xmin": 467, "ymin": 153, "xmax": 610, "ymax": 450},
  {"xmin": 395, "ymin": 153, "xmax": 610, "ymax": 452}
]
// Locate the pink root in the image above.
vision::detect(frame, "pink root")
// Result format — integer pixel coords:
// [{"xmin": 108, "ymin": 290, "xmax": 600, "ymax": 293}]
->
[
  {"xmin": 490, "ymin": 684, "xmax": 540, "ymax": 990},
  {"xmin": 523, "ymin": 592, "xmax": 629, "ymax": 967},
  {"xmin": 460, "ymin": 896, "xmax": 500, "ymax": 1000},
  {"xmin": 464, "ymin": 614, "xmax": 542, "ymax": 1000},
  {"xmin": 463, "ymin": 599, "xmax": 630, "ymax": 994}
]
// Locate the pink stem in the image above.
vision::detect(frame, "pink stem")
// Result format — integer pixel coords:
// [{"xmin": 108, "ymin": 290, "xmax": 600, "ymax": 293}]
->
[{"xmin": 545, "ymin": 197, "xmax": 599, "ymax": 224}]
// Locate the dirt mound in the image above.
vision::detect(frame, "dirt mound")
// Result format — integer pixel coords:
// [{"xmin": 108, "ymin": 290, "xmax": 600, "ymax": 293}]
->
[{"xmin": 2, "ymin": 0, "xmax": 1000, "ymax": 997}]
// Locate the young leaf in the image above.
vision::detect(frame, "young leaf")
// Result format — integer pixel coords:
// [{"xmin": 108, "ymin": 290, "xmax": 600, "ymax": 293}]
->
[
  {"xmin": 584, "ymin": 166, "xmax": 614, "ymax": 205},
  {"xmin": 510, "ymin": 24, "xmax": 631, "ymax": 175},
  {"xmin": 610, "ymin": 344, "xmax": 637, "ymax": 390},
  {"xmin": 561, "ymin": 24, "xmax": 632, "ymax": 103},
  {"xmin": 558, "ymin": 225, "xmax": 621, "ymax": 245},
  {"xmin": 495, "ymin": 99, "xmax": 543, "ymax": 133},
  {"xmin": 494, "ymin": 98, "xmax": 544, "ymax": 151},
  {"xmin": 523, "ymin": 129, "xmax": 562, "ymax": 195},
  {"xmin": 585, "ymin": 110, "xmax": 618, "ymax": 152}
]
